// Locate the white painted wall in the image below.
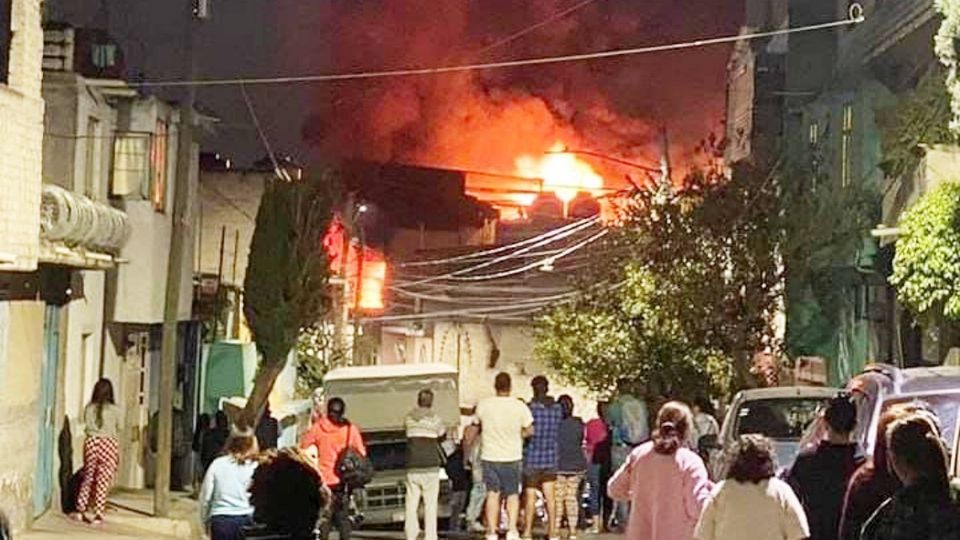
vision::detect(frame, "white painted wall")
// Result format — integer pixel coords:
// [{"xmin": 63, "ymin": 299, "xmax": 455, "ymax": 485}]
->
[
  {"xmin": 424, "ymin": 321, "xmax": 598, "ymax": 419},
  {"xmin": 112, "ymin": 99, "xmax": 197, "ymax": 324},
  {"xmin": 197, "ymin": 169, "xmax": 267, "ymax": 287},
  {"xmin": 0, "ymin": 0, "xmax": 43, "ymax": 272}
]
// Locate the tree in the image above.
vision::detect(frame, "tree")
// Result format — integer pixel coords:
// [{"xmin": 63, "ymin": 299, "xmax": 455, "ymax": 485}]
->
[
  {"xmin": 535, "ymin": 141, "xmax": 877, "ymax": 398},
  {"xmin": 891, "ymin": 181, "xmax": 960, "ymax": 322},
  {"xmin": 240, "ymin": 173, "xmax": 335, "ymax": 428},
  {"xmin": 535, "ymin": 264, "xmax": 733, "ymax": 400},
  {"xmin": 537, "ymin": 156, "xmax": 778, "ymax": 398}
]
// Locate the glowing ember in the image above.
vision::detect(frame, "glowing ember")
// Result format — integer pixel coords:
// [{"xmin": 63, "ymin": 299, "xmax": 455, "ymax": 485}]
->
[{"xmin": 515, "ymin": 143, "xmax": 605, "ymax": 203}]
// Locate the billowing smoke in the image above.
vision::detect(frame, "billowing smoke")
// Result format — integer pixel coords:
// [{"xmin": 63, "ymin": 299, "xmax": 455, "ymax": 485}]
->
[{"xmin": 279, "ymin": 0, "xmax": 741, "ymax": 183}]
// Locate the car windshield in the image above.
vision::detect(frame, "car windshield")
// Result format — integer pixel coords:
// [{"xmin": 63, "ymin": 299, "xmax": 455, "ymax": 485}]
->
[
  {"xmin": 367, "ymin": 440, "xmax": 407, "ymax": 471},
  {"xmin": 735, "ymin": 398, "xmax": 827, "ymax": 440},
  {"xmin": 882, "ymin": 394, "xmax": 960, "ymax": 451}
]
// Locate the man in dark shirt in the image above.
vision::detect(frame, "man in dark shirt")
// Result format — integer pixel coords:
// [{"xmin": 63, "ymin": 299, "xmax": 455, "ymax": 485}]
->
[{"xmin": 788, "ymin": 394, "xmax": 863, "ymax": 540}]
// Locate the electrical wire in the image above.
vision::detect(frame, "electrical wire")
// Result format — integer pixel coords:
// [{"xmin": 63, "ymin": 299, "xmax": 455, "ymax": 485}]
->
[
  {"xmin": 426, "ymin": 228, "xmax": 610, "ymax": 283},
  {"xmin": 132, "ymin": 11, "xmax": 864, "ymax": 88},
  {"xmin": 399, "ymin": 215, "xmax": 600, "ymax": 267},
  {"xmin": 472, "ymin": 0, "xmax": 601, "ymax": 58},
  {"xmin": 239, "ymin": 84, "xmax": 292, "ymax": 182},
  {"xmin": 395, "ymin": 218, "xmax": 602, "ymax": 286}
]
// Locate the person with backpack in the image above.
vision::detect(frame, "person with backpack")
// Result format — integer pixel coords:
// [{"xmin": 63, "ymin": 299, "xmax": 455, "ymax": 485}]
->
[
  {"xmin": 300, "ymin": 397, "xmax": 368, "ymax": 540},
  {"xmin": 69, "ymin": 378, "xmax": 123, "ymax": 526},
  {"xmin": 404, "ymin": 389, "xmax": 447, "ymax": 540}
]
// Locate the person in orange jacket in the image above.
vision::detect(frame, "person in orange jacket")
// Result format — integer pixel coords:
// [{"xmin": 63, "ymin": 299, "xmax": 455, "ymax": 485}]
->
[{"xmin": 300, "ymin": 397, "xmax": 367, "ymax": 540}]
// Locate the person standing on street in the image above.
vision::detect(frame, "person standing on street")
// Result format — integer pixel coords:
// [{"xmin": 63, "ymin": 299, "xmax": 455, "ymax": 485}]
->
[
  {"xmin": 445, "ymin": 437, "xmax": 471, "ymax": 532},
  {"xmin": 404, "ymin": 389, "xmax": 447, "ymax": 540},
  {"xmin": 606, "ymin": 381, "xmax": 649, "ymax": 531},
  {"xmin": 584, "ymin": 402, "xmax": 610, "ymax": 534},
  {"xmin": 838, "ymin": 405, "xmax": 927, "ymax": 540},
  {"xmin": 463, "ymin": 421, "xmax": 487, "ymax": 533},
  {"xmin": 201, "ymin": 411, "xmax": 230, "ymax": 475},
  {"xmin": 522, "ymin": 376, "xmax": 564, "ymax": 540},
  {"xmin": 690, "ymin": 396, "xmax": 719, "ymax": 454},
  {"xmin": 694, "ymin": 434, "xmax": 809, "ymax": 540},
  {"xmin": 861, "ymin": 414, "xmax": 960, "ymax": 540},
  {"xmin": 249, "ymin": 447, "xmax": 328, "ymax": 540},
  {"xmin": 199, "ymin": 428, "xmax": 260, "ymax": 540},
  {"xmin": 256, "ymin": 403, "xmax": 280, "ymax": 451},
  {"xmin": 300, "ymin": 397, "xmax": 367, "ymax": 540},
  {"xmin": 608, "ymin": 401, "xmax": 712, "ymax": 540},
  {"xmin": 475, "ymin": 372, "xmax": 535, "ymax": 540},
  {"xmin": 555, "ymin": 395, "xmax": 586, "ymax": 539},
  {"xmin": 70, "ymin": 378, "xmax": 123, "ymax": 526},
  {"xmin": 786, "ymin": 394, "xmax": 861, "ymax": 540}
]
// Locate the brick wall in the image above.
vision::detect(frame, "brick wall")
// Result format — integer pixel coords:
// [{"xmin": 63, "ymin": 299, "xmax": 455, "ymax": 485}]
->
[{"xmin": 0, "ymin": 0, "xmax": 44, "ymax": 271}]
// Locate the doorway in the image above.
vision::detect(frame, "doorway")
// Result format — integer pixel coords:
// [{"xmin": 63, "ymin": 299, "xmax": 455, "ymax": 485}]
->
[{"xmin": 33, "ymin": 304, "xmax": 61, "ymax": 517}]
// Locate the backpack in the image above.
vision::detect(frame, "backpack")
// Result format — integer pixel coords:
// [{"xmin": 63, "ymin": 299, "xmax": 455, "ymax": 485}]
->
[{"xmin": 336, "ymin": 424, "xmax": 374, "ymax": 489}]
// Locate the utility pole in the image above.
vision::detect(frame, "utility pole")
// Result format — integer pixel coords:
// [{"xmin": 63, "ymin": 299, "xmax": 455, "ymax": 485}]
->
[
  {"xmin": 332, "ymin": 193, "xmax": 355, "ymax": 364},
  {"xmin": 155, "ymin": 0, "xmax": 201, "ymax": 517},
  {"xmin": 351, "ymin": 215, "xmax": 365, "ymax": 364},
  {"xmin": 656, "ymin": 126, "xmax": 672, "ymax": 202}
]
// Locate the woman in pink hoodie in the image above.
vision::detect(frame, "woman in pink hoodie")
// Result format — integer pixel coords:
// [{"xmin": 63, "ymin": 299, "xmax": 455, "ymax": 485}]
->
[{"xmin": 608, "ymin": 401, "xmax": 713, "ymax": 540}]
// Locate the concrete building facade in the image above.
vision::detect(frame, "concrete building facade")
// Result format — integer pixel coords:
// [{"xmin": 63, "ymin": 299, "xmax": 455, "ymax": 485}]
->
[{"xmin": 0, "ymin": 0, "xmax": 47, "ymax": 532}]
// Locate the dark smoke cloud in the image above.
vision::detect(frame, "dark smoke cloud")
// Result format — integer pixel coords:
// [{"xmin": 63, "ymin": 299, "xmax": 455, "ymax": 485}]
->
[{"xmin": 279, "ymin": 0, "xmax": 742, "ymax": 180}]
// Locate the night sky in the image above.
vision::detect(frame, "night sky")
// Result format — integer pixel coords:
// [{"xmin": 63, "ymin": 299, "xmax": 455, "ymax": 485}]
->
[{"xmin": 47, "ymin": 0, "xmax": 744, "ymax": 172}]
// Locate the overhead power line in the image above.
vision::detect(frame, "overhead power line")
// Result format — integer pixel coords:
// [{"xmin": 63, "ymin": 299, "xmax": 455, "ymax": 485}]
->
[
  {"xmin": 399, "ymin": 215, "xmax": 601, "ymax": 268},
  {"xmin": 430, "ymin": 228, "xmax": 610, "ymax": 283},
  {"xmin": 134, "ymin": 10, "xmax": 864, "ymax": 88},
  {"xmin": 239, "ymin": 84, "xmax": 292, "ymax": 182},
  {"xmin": 472, "ymin": 0, "xmax": 601, "ymax": 58},
  {"xmin": 396, "ymin": 218, "xmax": 602, "ymax": 287}
]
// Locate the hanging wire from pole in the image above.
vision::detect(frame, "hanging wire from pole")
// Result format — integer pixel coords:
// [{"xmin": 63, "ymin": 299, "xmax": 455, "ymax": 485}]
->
[{"xmin": 133, "ymin": 8, "xmax": 864, "ymax": 88}]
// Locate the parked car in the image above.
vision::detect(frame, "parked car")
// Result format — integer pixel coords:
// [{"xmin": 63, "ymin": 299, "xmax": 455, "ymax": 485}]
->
[
  {"xmin": 706, "ymin": 386, "xmax": 840, "ymax": 479},
  {"xmin": 794, "ymin": 365, "xmax": 960, "ymax": 467},
  {"xmin": 879, "ymin": 366, "xmax": 960, "ymax": 457}
]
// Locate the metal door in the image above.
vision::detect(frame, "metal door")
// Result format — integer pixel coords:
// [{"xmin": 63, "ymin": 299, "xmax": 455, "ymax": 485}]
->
[{"xmin": 33, "ymin": 304, "xmax": 60, "ymax": 517}]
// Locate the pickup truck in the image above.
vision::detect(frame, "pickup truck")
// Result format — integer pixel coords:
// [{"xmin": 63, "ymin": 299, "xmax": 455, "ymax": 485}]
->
[{"xmin": 321, "ymin": 363, "xmax": 460, "ymax": 526}]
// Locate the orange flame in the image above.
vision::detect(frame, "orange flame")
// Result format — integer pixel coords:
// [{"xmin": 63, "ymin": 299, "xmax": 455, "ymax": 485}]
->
[{"xmin": 515, "ymin": 142, "xmax": 605, "ymax": 203}]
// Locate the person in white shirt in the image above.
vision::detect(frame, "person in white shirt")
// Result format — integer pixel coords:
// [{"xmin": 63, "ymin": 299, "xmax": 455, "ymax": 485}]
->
[
  {"xmin": 200, "ymin": 427, "xmax": 260, "ymax": 540},
  {"xmin": 474, "ymin": 372, "xmax": 534, "ymax": 540},
  {"xmin": 690, "ymin": 396, "xmax": 720, "ymax": 453},
  {"xmin": 695, "ymin": 434, "xmax": 809, "ymax": 540}
]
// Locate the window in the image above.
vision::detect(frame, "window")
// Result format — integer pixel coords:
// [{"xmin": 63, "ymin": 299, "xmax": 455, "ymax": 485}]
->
[
  {"xmin": 92, "ymin": 43, "xmax": 117, "ymax": 69},
  {"xmin": 841, "ymin": 103, "xmax": 854, "ymax": 187},
  {"xmin": 150, "ymin": 121, "xmax": 168, "ymax": 212},
  {"xmin": 0, "ymin": 0, "xmax": 11, "ymax": 84},
  {"xmin": 84, "ymin": 117, "xmax": 100, "ymax": 198},
  {"xmin": 808, "ymin": 121, "xmax": 819, "ymax": 145},
  {"xmin": 735, "ymin": 398, "xmax": 829, "ymax": 440},
  {"xmin": 111, "ymin": 133, "xmax": 149, "ymax": 197}
]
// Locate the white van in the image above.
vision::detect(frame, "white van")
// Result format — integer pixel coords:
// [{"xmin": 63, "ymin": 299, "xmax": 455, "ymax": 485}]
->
[{"xmin": 321, "ymin": 363, "xmax": 460, "ymax": 526}]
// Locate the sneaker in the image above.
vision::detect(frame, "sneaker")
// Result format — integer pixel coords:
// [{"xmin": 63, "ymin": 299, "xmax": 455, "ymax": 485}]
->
[
  {"xmin": 506, "ymin": 531, "xmax": 522, "ymax": 540},
  {"xmin": 486, "ymin": 534, "xmax": 499, "ymax": 540},
  {"xmin": 471, "ymin": 522, "xmax": 488, "ymax": 534}
]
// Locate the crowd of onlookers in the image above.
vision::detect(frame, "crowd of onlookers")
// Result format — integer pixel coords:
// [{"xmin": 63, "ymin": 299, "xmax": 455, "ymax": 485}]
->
[{"xmin": 7, "ymin": 372, "xmax": 955, "ymax": 540}]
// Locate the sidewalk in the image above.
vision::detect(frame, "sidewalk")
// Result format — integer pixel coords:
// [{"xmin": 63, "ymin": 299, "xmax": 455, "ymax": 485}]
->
[{"xmin": 22, "ymin": 489, "xmax": 202, "ymax": 540}]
